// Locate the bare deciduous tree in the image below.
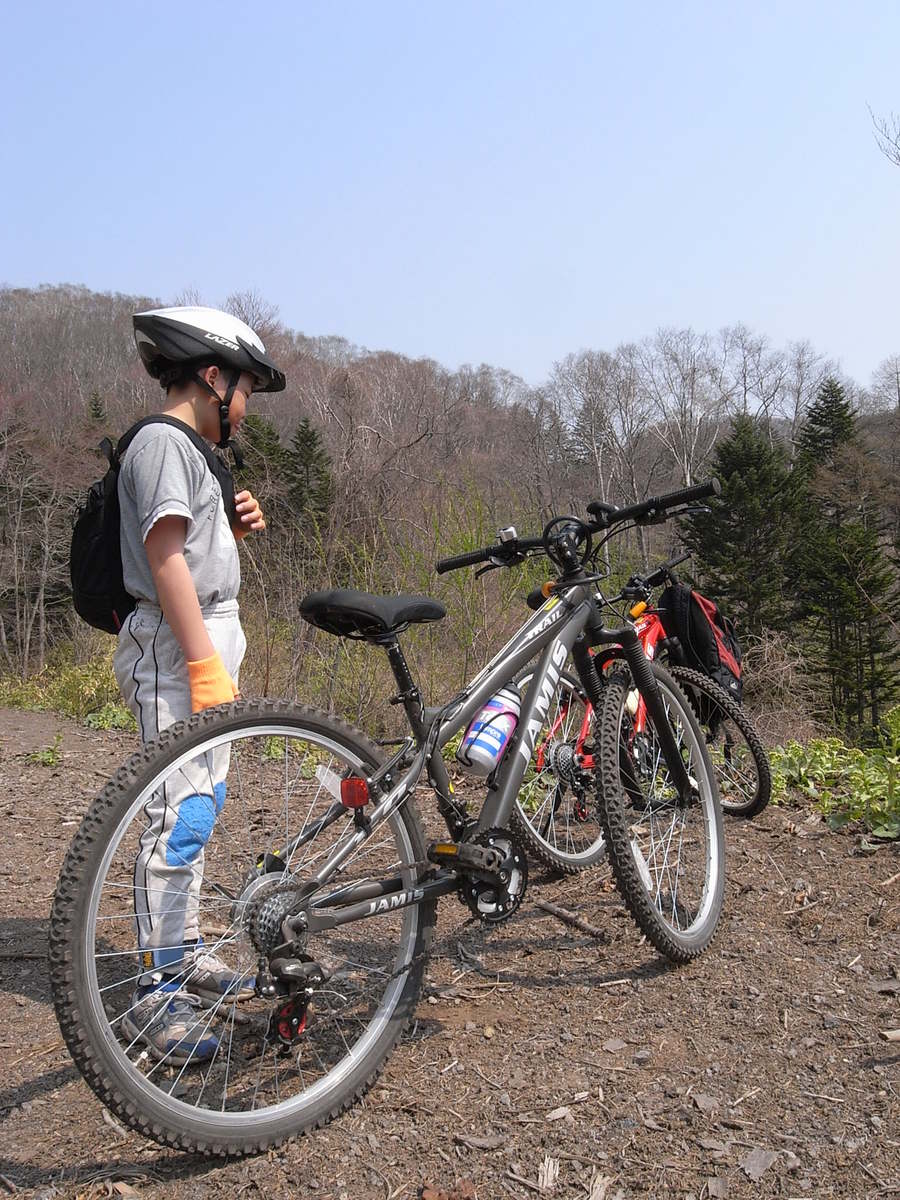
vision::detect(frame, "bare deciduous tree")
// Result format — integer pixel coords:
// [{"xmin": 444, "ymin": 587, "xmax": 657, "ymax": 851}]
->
[
  {"xmin": 638, "ymin": 328, "xmax": 722, "ymax": 487},
  {"xmin": 224, "ymin": 289, "xmax": 281, "ymax": 342},
  {"xmin": 871, "ymin": 106, "xmax": 900, "ymax": 168}
]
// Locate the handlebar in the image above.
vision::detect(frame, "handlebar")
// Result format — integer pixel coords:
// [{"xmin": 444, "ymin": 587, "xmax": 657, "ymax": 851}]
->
[
  {"xmin": 434, "ymin": 548, "xmax": 494, "ymax": 575},
  {"xmin": 435, "ymin": 535, "xmax": 545, "ymax": 576},
  {"xmin": 587, "ymin": 478, "xmax": 720, "ymax": 528},
  {"xmin": 642, "ymin": 549, "xmax": 691, "ymax": 590},
  {"xmin": 435, "ymin": 479, "xmax": 719, "ymax": 575}
]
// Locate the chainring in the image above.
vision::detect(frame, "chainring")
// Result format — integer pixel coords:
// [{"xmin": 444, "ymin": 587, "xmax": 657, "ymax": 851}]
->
[{"xmin": 459, "ymin": 827, "xmax": 528, "ymax": 924}]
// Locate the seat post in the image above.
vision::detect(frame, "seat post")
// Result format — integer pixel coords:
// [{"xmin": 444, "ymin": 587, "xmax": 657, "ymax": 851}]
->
[
  {"xmin": 380, "ymin": 634, "xmax": 467, "ymax": 839},
  {"xmin": 380, "ymin": 636, "xmax": 425, "ymax": 737}
]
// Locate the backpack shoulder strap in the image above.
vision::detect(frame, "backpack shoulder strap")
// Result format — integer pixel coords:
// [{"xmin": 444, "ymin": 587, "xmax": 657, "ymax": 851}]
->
[
  {"xmin": 113, "ymin": 415, "xmax": 237, "ymax": 522},
  {"xmin": 114, "ymin": 416, "xmax": 226, "ymax": 472},
  {"xmin": 99, "ymin": 436, "xmax": 116, "ymax": 470},
  {"xmin": 112, "ymin": 415, "xmax": 172, "ymax": 467}
]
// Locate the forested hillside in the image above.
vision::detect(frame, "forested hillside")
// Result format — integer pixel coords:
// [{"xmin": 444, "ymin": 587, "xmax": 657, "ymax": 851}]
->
[{"xmin": 2, "ymin": 283, "xmax": 898, "ymax": 738}]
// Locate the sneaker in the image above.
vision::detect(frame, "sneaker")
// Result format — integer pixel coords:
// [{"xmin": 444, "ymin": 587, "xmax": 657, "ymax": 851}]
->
[
  {"xmin": 177, "ymin": 941, "xmax": 256, "ymax": 1005},
  {"xmin": 121, "ymin": 982, "xmax": 219, "ymax": 1064}
]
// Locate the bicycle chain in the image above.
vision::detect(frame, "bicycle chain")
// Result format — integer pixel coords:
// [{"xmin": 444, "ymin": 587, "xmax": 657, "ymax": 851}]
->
[{"xmin": 244, "ymin": 826, "xmax": 520, "ymax": 986}]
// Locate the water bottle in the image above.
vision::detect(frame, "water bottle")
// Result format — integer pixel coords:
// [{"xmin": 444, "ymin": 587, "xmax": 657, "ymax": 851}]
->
[{"xmin": 456, "ymin": 684, "xmax": 522, "ymax": 777}]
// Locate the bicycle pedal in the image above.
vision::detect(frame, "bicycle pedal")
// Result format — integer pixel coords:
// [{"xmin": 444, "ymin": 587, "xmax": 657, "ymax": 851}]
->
[
  {"xmin": 427, "ymin": 840, "xmax": 498, "ymax": 871},
  {"xmin": 427, "ymin": 841, "xmax": 462, "ymax": 867}
]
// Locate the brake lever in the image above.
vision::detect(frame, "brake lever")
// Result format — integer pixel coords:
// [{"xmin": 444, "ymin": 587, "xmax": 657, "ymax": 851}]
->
[
  {"xmin": 636, "ymin": 502, "xmax": 711, "ymax": 527},
  {"xmin": 475, "ymin": 562, "xmax": 502, "ymax": 579},
  {"xmin": 476, "ymin": 546, "xmax": 517, "ymax": 574}
]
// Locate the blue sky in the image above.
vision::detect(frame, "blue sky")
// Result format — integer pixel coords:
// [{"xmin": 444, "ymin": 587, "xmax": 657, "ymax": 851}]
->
[{"xmin": 2, "ymin": 1, "xmax": 898, "ymax": 384}]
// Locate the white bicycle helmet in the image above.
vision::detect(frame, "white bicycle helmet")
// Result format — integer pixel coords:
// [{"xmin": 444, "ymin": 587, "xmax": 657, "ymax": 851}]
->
[{"xmin": 132, "ymin": 305, "xmax": 285, "ymax": 448}]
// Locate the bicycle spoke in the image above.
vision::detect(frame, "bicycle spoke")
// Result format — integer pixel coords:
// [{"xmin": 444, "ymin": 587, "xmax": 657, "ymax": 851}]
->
[{"xmin": 53, "ymin": 705, "xmax": 432, "ymax": 1149}]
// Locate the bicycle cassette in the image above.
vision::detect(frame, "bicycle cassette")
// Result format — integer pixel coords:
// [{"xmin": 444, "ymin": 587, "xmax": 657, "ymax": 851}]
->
[{"xmin": 459, "ymin": 827, "xmax": 528, "ymax": 924}]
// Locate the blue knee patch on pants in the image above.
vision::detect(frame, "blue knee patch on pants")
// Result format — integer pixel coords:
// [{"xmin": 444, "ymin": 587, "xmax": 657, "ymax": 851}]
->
[
  {"xmin": 214, "ymin": 781, "xmax": 226, "ymax": 813},
  {"xmin": 166, "ymin": 792, "xmax": 218, "ymax": 866}
]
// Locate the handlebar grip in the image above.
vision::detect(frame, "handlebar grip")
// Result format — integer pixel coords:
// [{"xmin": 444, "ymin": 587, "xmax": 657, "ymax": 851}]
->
[
  {"xmin": 644, "ymin": 550, "xmax": 692, "ymax": 589},
  {"xmin": 609, "ymin": 478, "xmax": 721, "ymax": 526},
  {"xmin": 665, "ymin": 549, "xmax": 693, "ymax": 570},
  {"xmin": 435, "ymin": 548, "xmax": 490, "ymax": 574},
  {"xmin": 655, "ymin": 478, "xmax": 721, "ymax": 509}
]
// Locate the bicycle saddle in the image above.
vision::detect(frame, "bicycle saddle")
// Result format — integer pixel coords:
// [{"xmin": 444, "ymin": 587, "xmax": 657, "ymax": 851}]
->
[{"xmin": 299, "ymin": 589, "xmax": 446, "ymax": 639}]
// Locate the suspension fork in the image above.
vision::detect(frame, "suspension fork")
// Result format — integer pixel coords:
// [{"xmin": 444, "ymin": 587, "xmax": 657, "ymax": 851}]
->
[{"xmin": 573, "ymin": 617, "xmax": 697, "ymax": 804}]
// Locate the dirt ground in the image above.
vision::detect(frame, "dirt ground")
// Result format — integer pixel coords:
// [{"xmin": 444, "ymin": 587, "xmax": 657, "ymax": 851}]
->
[{"xmin": 0, "ymin": 706, "xmax": 897, "ymax": 1200}]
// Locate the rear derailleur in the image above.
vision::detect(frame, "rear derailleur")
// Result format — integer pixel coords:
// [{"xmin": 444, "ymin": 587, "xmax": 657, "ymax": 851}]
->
[
  {"xmin": 240, "ymin": 869, "xmax": 329, "ymax": 1051},
  {"xmin": 262, "ymin": 953, "xmax": 326, "ymax": 1051}
]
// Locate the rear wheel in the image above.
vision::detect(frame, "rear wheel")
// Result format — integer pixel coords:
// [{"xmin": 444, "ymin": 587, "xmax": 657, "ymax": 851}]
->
[
  {"xmin": 667, "ymin": 666, "xmax": 771, "ymax": 818},
  {"xmin": 50, "ymin": 700, "xmax": 434, "ymax": 1155},
  {"xmin": 510, "ymin": 668, "xmax": 606, "ymax": 873},
  {"xmin": 597, "ymin": 664, "xmax": 724, "ymax": 962}
]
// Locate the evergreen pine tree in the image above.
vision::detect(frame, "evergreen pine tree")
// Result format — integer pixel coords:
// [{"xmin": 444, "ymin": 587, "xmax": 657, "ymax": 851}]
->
[
  {"xmin": 680, "ymin": 414, "xmax": 799, "ymax": 636},
  {"xmin": 235, "ymin": 414, "xmax": 290, "ymax": 520},
  {"xmin": 285, "ymin": 417, "xmax": 334, "ymax": 528},
  {"xmin": 794, "ymin": 376, "xmax": 856, "ymax": 465},
  {"xmin": 87, "ymin": 390, "xmax": 106, "ymax": 423},
  {"xmin": 792, "ymin": 379, "xmax": 900, "ymax": 731},
  {"xmin": 798, "ymin": 506, "xmax": 900, "ymax": 730},
  {"xmin": 237, "ymin": 414, "xmax": 287, "ymax": 478}
]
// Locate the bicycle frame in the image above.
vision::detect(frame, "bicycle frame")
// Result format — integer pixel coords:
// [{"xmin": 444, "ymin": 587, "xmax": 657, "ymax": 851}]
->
[
  {"xmin": 287, "ymin": 583, "xmax": 696, "ymax": 940},
  {"xmin": 301, "ymin": 583, "xmax": 596, "ymax": 894}
]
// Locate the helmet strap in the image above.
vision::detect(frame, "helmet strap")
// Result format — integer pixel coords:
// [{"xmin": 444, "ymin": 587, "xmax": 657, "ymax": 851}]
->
[{"xmin": 192, "ymin": 368, "xmax": 244, "ymax": 463}]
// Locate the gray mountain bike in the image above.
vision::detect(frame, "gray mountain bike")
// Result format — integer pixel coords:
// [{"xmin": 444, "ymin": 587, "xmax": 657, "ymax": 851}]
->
[{"xmin": 50, "ymin": 481, "xmax": 724, "ymax": 1155}]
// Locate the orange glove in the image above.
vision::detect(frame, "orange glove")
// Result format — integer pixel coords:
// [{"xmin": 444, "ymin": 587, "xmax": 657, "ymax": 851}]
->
[{"xmin": 187, "ymin": 652, "xmax": 240, "ymax": 713}]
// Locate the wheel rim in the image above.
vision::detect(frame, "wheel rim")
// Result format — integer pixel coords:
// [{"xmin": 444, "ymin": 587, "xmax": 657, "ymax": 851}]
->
[
  {"xmin": 77, "ymin": 721, "xmax": 422, "ymax": 1129},
  {"xmin": 515, "ymin": 674, "xmax": 606, "ymax": 865},
  {"xmin": 618, "ymin": 680, "xmax": 720, "ymax": 937},
  {"xmin": 703, "ymin": 718, "xmax": 760, "ymax": 812},
  {"xmin": 672, "ymin": 674, "xmax": 762, "ymax": 814}
]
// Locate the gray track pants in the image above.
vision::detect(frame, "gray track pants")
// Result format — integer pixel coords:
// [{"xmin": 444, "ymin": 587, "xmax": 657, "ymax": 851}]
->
[{"xmin": 113, "ymin": 599, "xmax": 246, "ymax": 978}]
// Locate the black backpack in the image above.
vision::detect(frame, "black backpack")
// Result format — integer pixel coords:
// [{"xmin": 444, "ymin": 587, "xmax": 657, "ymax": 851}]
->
[
  {"xmin": 658, "ymin": 581, "xmax": 743, "ymax": 703},
  {"xmin": 71, "ymin": 416, "xmax": 237, "ymax": 634}
]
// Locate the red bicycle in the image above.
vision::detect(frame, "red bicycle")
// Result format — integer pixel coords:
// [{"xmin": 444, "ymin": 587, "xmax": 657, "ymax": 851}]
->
[{"xmin": 512, "ymin": 551, "xmax": 770, "ymax": 872}]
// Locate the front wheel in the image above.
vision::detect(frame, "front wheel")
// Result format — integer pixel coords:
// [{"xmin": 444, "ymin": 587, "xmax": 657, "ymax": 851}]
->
[
  {"xmin": 510, "ymin": 667, "xmax": 606, "ymax": 873},
  {"xmin": 49, "ymin": 699, "xmax": 434, "ymax": 1155},
  {"xmin": 597, "ymin": 664, "xmax": 724, "ymax": 962},
  {"xmin": 667, "ymin": 666, "xmax": 771, "ymax": 818}
]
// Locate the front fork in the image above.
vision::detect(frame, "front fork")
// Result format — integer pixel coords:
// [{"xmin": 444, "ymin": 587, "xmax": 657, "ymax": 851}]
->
[{"xmin": 572, "ymin": 612, "xmax": 697, "ymax": 804}]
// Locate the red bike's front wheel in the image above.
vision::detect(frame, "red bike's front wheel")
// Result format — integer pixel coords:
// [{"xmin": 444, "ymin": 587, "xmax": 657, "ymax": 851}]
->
[
  {"xmin": 666, "ymin": 666, "xmax": 771, "ymax": 818},
  {"xmin": 511, "ymin": 668, "xmax": 607, "ymax": 873}
]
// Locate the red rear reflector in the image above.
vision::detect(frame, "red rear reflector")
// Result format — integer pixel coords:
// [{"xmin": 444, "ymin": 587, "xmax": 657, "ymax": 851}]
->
[{"xmin": 340, "ymin": 778, "xmax": 369, "ymax": 808}]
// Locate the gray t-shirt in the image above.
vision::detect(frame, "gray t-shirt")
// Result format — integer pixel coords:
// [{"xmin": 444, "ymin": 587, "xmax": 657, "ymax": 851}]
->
[{"xmin": 118, "ymin": 424, "xmax": 240, "ymax": 606}]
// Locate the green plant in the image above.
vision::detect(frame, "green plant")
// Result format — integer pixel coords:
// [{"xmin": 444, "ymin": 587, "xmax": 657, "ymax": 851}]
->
[
  {"xmin": 262, "ymin": 735, "xmax": 286, "ymax": 761},
  {"xmin": 85, "ymin": 703, "xmax": 137, "ymax": 732},
  {"xmin": 29, "ymin": 731, "xmax": 63, "ymax": 767},
  {"xmin": 0, "ymin": 645, "xmax": 123, "ymax": 723},
  {"xmin": 771, "ymin": 706, "xmax": 900, "ymax": 838}
]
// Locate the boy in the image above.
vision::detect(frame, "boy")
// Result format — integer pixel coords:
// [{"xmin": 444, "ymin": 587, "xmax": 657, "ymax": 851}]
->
[{"xmin": 114, "ymin": 305, "xmax": 285, "ymax": 1063}]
